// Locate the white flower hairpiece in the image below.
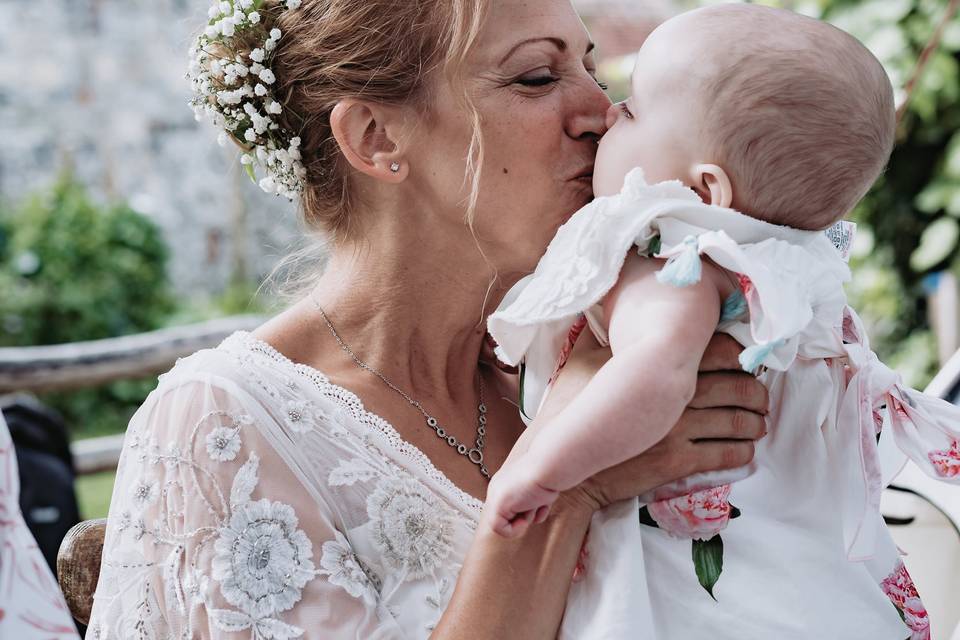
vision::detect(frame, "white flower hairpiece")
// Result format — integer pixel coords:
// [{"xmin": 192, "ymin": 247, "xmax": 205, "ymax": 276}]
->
[{"xmin": 188, "ymin": 0, "xmax": 306, "ymax": 200}]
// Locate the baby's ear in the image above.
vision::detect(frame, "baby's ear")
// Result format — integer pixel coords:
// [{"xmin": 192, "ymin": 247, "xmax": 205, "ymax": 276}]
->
[{"xmin": 691, "ymin": 164, "xmax": 734, "ymax": 208}]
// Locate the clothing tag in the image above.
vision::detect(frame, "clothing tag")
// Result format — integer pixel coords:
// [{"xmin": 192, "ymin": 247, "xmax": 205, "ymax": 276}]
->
[{"xmin": 824, "ymin": 221, "xmax": 856, "ymax": 262}]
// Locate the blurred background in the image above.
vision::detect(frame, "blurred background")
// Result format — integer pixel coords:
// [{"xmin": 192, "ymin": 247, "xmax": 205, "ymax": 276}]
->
[{"xmin": 2, "ymin": 0, "xmax": 960, "ymax": 633}]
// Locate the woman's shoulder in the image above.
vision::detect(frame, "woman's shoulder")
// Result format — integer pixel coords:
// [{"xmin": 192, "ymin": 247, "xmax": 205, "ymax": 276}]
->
[
  {"xmin": 138, "ymin": 330, "xmax": 353, "ymax": 451},
  {"xmin": 155, "ymin": 330, "xmax": 309, "ymax": 403}
]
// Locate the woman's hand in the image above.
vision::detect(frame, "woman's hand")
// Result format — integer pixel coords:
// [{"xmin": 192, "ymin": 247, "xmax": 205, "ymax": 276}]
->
[{"xmin": 537, "ymin": 331, "xmax": 768, "ymax": 516}]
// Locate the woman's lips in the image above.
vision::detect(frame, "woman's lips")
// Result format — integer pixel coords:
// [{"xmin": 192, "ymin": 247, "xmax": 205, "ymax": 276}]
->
[{"xmin": 571, "ymin": 166, "xmax": 594, "ymax": 183}]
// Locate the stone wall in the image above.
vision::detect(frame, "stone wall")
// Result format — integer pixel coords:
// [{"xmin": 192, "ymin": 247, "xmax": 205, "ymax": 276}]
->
[
  {"xmin": 0, "ymin": 0, "xmax": 677, "ymax": 295},
  {"xmin": 0, "ymin": 0, "xmax": 300, "ymax": 295}
]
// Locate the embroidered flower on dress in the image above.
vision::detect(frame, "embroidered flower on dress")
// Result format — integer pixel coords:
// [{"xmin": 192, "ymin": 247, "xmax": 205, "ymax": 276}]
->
[
  {"xmin": 319, "ymin": 530, "xmax": 380, "ymax": 605},
  {"xmin": 881, "ymin": 560, "xmax": 930, "ymax": 640},
  {"xmin": 647, "ymin": 485, "xmax": 733, "ymax": 541},
  {"xmin": 206, "ymin": 427, "xmax": 243, "ymax": 462},
  {"xmin": 283, "ymin": 399, "xmax": 322, "ymax": 433},
  {"xmin": 163, "ymin": 443, "xmax": 183, "ymax": 471},
  {"xmin": 211, "ymin": 498, "xmax": 316, "ymax": 620},
  {"xmin": 116, "ymin": 510, "xmax": 147, "ymax": 540},
  {"xmin": 366, "ymin": 477, "xmax": 455, "ymax": 579},
  {"xmin": 130, "ymin": 479, "xmax": 159, "ymax": 510},
  {"xmin": 928, "ymin": 439, "xmax": 960, "ymax": 478}
]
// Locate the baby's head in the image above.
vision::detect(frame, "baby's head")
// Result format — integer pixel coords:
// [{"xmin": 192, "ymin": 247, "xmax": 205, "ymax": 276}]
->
[{"xmin": 594, "ymin": 4, "xmax": 896, "ymax": 231}]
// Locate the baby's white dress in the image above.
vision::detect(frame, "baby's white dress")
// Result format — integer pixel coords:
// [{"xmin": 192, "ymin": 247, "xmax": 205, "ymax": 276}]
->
[
  {"xmin": 87, "ymin": 332, "xmax": 488, "ymax": 639},
  {"xmin": 489, "ymin": 168, "xmax": 960, "ymax": 640}
]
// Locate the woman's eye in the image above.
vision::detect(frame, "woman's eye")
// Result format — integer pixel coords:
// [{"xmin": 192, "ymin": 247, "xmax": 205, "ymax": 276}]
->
[
  {"xmin": 619, "ymin": 103, "xmax": 634, "ymax": 119},
  {"xmin": 516, "ymin": 74, "xmax": 559, "ymax": 87},
  {"xmin": 588, "ymin": 73, "xmax": 608, "ymax": 91}
]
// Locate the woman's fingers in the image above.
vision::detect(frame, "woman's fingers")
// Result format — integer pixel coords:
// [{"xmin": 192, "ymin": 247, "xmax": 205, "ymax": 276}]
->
[
  {"xmin": 685, "ymin": 439, "xmax": 757, "ymax": 475},
  {"xmin": 698, "ymin": 333, "xmax": 746, "ymax": 372},
  {"xmin": 688, "ymin": 371, "xmax": 769, "ymax": 414},
  {"xmin": 680, "ymin": 407, "xmax": 767, "ymax": 441}
]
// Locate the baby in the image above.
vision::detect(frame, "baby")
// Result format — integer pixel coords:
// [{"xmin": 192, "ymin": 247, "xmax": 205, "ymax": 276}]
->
[{"xmin": 486, "ymin": 5, "xmax": 960, "ymax": 639}]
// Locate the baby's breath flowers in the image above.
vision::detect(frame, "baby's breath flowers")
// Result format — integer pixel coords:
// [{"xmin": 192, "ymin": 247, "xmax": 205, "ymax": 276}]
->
[{"xmin": 188, "ymin": 0, "xmax": 306, "ymax": 200}]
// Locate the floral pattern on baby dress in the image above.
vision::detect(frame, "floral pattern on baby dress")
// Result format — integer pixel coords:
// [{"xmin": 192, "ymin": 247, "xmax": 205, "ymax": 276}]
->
[
  {"xmin": 880, "ymin": 560, "xmax": 930, "ymax": 640},
  {"xmin": 647, "ymin": 485, "xmax": 734, "ymax": 541},
  {"xmin": 928, "ymin": 439, "xmax": 960, "ymax": 478},
  {"xmin": 548, "ymin": 314, "xmax": 589, "ymax": 387},
  {"xmin": 640, "ymin": 485, "xmax": 741, "ymax": 599}
]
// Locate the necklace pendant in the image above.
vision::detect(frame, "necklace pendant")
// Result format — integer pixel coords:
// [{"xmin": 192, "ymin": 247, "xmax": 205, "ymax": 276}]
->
[{"xmin": 313, "ymin": 297, "xmax": 492, "ymax": 481}]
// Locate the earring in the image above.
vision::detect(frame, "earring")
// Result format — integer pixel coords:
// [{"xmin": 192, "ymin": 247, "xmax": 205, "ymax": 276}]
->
[{"xmin": 390, "ymin": 162, "xmax": 401, "ymax": 173}]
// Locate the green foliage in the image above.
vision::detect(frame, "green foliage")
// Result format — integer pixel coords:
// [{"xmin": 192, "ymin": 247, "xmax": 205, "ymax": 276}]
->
[
  {"xmin": 0, "ymin": 174, "xmax": 176, "ymax": 438},
  {"xmin": 817, "ymin": 0, "xmax": 958, "ymax": 386},
  {"xmin": 0, "ymin": 174, "xmax": 174, "ymax": 345},
  {"xmin": 76, "ymin": 470, "xmax": 117, "ymax": 520}
]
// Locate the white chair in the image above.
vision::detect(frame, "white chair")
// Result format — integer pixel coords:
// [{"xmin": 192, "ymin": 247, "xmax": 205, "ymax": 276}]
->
[{"xmin": 882, "ymin": 479, "xmax": 960, "ymax": 639}]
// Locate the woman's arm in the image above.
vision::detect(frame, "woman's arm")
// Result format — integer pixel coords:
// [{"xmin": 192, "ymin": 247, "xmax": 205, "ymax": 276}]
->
[{"xmin": 433, "ymin": 331, "xmax": 767, "ymax": 640}]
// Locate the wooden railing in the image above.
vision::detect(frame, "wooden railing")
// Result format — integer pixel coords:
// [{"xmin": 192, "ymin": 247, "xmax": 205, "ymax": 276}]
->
[{"xmin": 0, "ymin": 315, "xmax": 266, "ymax": 473}]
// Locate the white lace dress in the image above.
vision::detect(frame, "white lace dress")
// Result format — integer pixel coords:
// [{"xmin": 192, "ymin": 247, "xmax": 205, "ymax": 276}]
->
[{"xmin": 87, "ymin": 332, "xmax": 484, "ymax": 640}]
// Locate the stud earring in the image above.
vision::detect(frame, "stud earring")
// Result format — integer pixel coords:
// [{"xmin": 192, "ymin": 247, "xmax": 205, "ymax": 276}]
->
[{"xmin": 390, "ymin": 162, "xmax": 401, "ymax": 173}]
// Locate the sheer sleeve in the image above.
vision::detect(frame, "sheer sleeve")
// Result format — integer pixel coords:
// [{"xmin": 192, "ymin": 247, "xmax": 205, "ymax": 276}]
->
[{"xmin": 88, "ymin": 367, "xmax": 404, "ymax": 640}]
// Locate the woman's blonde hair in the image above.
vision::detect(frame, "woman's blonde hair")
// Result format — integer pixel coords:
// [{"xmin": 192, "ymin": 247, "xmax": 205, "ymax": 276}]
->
[
  {"xmin": 268, "ymin": 0, "xmax": 489, "ymax": 240},
  {"xmin": 248, "ymin": 0, "xmax": 489, "ymax": 302}
]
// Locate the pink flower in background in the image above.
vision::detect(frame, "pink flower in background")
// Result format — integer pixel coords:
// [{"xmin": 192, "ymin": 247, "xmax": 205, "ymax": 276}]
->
[
  {"xmin": 928, "ymin": 439, "xmax": 960, "ymax": 478},
  {"xmin": 647, "ymin": 485, "xmax": 733, "ymax": 541},
  {"xmin": 881, "ymin": 561, "xmax": 930, "ymax": 640}
]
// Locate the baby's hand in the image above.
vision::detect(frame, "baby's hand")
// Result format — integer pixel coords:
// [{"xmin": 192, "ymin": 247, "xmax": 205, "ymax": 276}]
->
[{"xmin": 485, "ymin": 461, "xmax": 560, "ymax": 538}]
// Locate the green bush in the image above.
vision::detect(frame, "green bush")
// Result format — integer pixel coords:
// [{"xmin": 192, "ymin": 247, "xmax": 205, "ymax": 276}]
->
[
  {"xmin": 818, "ymin": 0, "xmax": 960, "ymax": 387},
  {"xmin": 0, "ymin": 174, "xmax": 176, "ymax": 438}
]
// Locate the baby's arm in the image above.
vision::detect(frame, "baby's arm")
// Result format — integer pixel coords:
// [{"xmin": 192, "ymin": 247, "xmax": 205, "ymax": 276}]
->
[{"xmin": 487, "ymin": 254, "xmax": 728, "ymax": 536}]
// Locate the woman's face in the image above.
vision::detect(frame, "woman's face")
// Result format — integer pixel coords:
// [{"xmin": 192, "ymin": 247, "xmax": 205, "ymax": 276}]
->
[{"xmin": 406, "ymin": 0, "xmax": 611, "ymax": 278}]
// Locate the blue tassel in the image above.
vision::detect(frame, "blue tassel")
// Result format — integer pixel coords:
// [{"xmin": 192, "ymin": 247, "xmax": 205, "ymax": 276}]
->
[
  {"xmin": 720, "ymin": 290, "xmax": 748, "ymax": 322},
  {"xmin": 656, "ymin": 236, "xmax": 702, "ymax": 287},
  {"xmin": 739, "ymin": 339, "xmax": 785, "ymax": 373}
]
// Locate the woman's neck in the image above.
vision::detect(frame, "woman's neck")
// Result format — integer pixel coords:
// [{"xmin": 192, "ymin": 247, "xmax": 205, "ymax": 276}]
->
[{"xmin": 311, "ymin": 228, "xmax": 510, "ymax": 404}]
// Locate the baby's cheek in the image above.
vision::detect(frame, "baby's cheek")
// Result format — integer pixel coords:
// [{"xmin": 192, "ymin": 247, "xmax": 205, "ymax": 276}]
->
[{"xmin": 593, "ymin": 134, "xmax": 632, "ymax": 197}]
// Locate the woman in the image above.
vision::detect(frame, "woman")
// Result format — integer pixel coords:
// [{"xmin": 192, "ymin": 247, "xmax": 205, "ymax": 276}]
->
[{"xmin": 88, "ymin": 0, "xmax": 768, "ymax": 638}]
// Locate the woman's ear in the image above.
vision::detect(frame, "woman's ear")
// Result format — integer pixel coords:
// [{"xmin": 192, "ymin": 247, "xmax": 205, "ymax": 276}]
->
[
  {"xmin": 691, "ymin": 163, "xmax": 733, "ymax": 208},
  {"xmin": 330, "ymin": 99, "xmax": 408, "ymax": 182}
]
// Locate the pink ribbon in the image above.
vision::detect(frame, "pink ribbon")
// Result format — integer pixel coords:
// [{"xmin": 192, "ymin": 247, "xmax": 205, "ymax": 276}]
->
[{"xmin": 837, "ymin": 307, "xmax": 960, "ymax": 561}]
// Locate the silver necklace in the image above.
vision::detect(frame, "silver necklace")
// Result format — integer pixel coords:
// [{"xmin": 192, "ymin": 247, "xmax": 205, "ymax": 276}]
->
[{"xmin": 312, "ymin": 298, "xmax": 491, "ymax": 479}]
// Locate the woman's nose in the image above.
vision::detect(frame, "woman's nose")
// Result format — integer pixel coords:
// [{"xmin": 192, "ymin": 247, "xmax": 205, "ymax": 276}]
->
[
  {"xmin": 566, "ymin": 75, "xmax": 612, "ymax": 142},
  {"xmin": 605, "ymin": 102, "xmax": 621, "ymax": 130}
]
